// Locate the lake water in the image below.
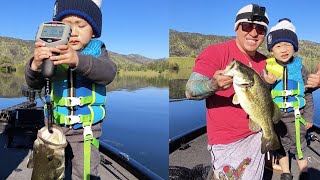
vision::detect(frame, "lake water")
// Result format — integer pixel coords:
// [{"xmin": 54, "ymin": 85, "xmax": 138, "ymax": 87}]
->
[{"xmin": 0, "ymin": 72, "xmax": 169, "ymax": 179}]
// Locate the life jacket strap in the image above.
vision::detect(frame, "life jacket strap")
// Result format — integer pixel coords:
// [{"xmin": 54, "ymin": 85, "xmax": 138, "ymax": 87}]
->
[
  {"xmin": 65, "ymin": 115, "xmax": 81, "ymax": 124},
  {"xmin": 83, "ymin": 124, "xmax": 99, "ymax": 180},
  {"xmin": 294, "ymin": 108, "xmax": 306, "ymax": 160},
  {"xmin": 83, "ymin": 125, "xmax": 93, "ymax": 139},
  {"xmin": 275, "ymin": 101, "xmax": 300, "ymax": 109},
  {"xmin": 271, "ymin": 89, "xmax": 299, "ymax": 98},
  {"xmin": 53, "ymin": 96, "xmax": 94, "ymax": 107},
  {"xmin": 54, "ymin": 112, "xmax": 92, "ymax": 125}
]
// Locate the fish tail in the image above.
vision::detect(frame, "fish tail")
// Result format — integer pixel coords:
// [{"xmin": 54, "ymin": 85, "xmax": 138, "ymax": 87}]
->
[
  {"xmin": 27, "ymin": 150, "xmax": 34, "ymax": 169},
  {"xmin": 261, "ymin": 134, "xmax": 281, "ymax": 154}
]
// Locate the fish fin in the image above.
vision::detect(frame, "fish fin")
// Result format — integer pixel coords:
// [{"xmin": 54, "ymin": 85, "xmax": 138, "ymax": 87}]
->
[
  {"xmin": 272, "ymin": 102, "xmax": 281, "ymax": 124},
  {"xmin": 27, "ymin": 150, "xmax": 34, "ymax": 169},
  {"xmin": 261, "ymin": 134, "xmax": 281, "ymax": 154},
  {"xmin": 232, "ymin": 94, "xmax": 239, "ymax": 104},
  {"xmin": 248, "ymin": 118, "xmax": 261, "ymax": 132}
]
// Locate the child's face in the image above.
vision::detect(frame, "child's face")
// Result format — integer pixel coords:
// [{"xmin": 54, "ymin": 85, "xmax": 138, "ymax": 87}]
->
[
  {"xmin": 62, "ymin": 15, "xmax": 94, "ymax": 51},
  {"xmin": 270, "ymin": 42, "xmax": 295, "ymax": 63}
]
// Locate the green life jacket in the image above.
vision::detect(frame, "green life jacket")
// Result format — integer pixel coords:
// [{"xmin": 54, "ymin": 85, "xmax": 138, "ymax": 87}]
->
[
  {"xmin": 266, "ymin": 57, "xmax": 306, "ymax": 159},
  {"xmin": 45, "ymin": 40, "xmax": 105, "ymax": 179},
  {"xmin": 50, "ymin": 40, "xmax": 106, "ymax": 129}
]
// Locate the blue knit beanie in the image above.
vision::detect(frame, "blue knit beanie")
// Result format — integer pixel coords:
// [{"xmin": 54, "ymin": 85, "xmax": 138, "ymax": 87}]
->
[
  {"xmin": 53, "ymin": 0, "xmax": 102, "ymax": 38},
  {"xmin": 267, "ymin": 18, "xmax": 298, "ymax": 52}
]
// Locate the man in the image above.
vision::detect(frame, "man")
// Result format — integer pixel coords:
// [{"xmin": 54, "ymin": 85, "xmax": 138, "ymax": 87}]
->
[{"xmin": 185, "ymin": 4, "xmax": 269, "ymax": 179}]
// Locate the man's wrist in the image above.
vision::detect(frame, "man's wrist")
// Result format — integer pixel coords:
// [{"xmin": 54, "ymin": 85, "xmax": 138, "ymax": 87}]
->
[{"xmin": 207, "ymin": 78, "xmax": 219, "ymax": 92}]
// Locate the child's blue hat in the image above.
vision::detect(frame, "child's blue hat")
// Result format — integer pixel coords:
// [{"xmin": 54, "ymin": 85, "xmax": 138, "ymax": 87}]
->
[
  {"xmin": 53, "ymin": 0, "xmax": 102, "ymax": 38},
  {"xmin": 267, "ymin": 18, "xmax": 298, "ymax": 52}
]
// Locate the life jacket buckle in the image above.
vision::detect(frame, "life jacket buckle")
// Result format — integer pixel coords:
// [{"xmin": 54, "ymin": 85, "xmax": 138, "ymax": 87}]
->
[
  {"xmin": 284, "ymin": 102, "xmax": 293, "ymax": 108},
  {"xmin": 294, "ymin": 109, "xmax": 301, "ymax": 117},
  {"xmin": 64, "ymin": 115, "xmax": 81, "ymax": 124},
  {"xmin": 283, "ymin": 90, "xmax": 293, "ymax": 96},
  {"xmin": 83, "ymin": 125, "xmax": 93, "ymax": 140},
  {"xmin": 66, "ymin": 97, "xmax": 82, "ymax": 106}
]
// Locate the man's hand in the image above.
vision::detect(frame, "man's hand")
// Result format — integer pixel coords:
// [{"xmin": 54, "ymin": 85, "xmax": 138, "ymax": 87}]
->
[
  {"xmin": 305, "ymin": 64, "xmax": 320, "ymax": 88},
  {"xmin": 49, "ymin": 45, "xmax": 79, "ymax": 68},
  {"xmin": 305, "ymin": 122, "xmax": 313, "ymax": 130},
  {"xmin": 31, "ymin": 41, "xmax": 52, "ymax": 71},
  {"xmin": 263, "ymin": 69, "xmax": 279, "ymax": 84},
  {"xmin": 212, "ymin": 70, "xmax": 233, "ymax": 91}
]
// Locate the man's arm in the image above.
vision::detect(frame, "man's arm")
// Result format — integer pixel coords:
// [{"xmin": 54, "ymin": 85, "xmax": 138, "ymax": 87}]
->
[
  {"xmin": 185, "ymin": 72, "xmax": 215, "ymax": 100},
  {"xmin": 185, "ymin": 71, "xmax": 233, "ymax": 100}
]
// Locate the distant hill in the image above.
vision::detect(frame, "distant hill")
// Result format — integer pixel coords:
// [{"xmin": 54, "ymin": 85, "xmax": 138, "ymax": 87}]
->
[
  {"xmin": 0, "ymin": 36, "xmax": 160, "ymax": 70},
  {"xmin": 170, "ymin": 29, "xmax": 320, "ymax": 72},
  {"xmin": 170, "ymin": 30, "xmax": 233, "ymax": 57}
]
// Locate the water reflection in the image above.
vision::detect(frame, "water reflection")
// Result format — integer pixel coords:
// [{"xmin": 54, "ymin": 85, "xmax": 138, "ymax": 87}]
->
[
  {"xmin": 169, "ymin": 79, "xmax": 188, "ymax": 99},
  {"xmin": 0, "ymin": 72, "xmax": 169, "ymax": 98},
  {"xmin": 108, "ymin": 74, "xmax": 168, "ymax": 91},
  {"xmin": 0, "ymin": 72, "xmax": 25, "ymax": 98}
]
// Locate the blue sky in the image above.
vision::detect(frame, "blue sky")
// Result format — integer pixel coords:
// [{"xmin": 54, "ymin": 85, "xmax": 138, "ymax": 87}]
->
[
  {"xmin": 0, "ymin": 0, "xmax": 168, "ymax": 59},
  {"xmin": 170, "ymin": 0, "xmax": 320, "ymax": 43},
  {"xmin": 1, "ymin": 1, "xmax": 319, "ymax": 59}
]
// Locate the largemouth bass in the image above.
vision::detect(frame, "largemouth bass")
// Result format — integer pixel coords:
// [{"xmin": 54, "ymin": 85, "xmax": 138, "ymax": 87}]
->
[
  {"xmin": 223, "ymin": 59, "xmax": 281, "ymax": 154},
  {"xmin": 27, "ymin": 124, "xmax": 67, "ymax": 180}
]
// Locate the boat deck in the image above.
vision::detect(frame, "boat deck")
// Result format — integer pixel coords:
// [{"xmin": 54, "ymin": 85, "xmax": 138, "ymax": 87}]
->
[
  {"xmin": 169, "ymin": 130, "xmax": 320, "ymax": 180},
  {"xmin": 0, "ymin": 131, "xmax": 138, "ymax": 180}
]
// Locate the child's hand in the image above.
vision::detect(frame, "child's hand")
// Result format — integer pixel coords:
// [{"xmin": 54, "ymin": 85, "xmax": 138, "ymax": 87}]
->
[
  {"xmin": 49, "ymin": 45, "xmax": 79, "ymax": 68},
  {"xmin": 305, "ymin": 122, "xmax": 313, "ymax": 130},
  {"xmin": 263, "ymin": 69, "xmax": 279, "ymax": 84},
  {"xmin": 32, "ymin": 41, "xmax": 52, "ymax": 71}
]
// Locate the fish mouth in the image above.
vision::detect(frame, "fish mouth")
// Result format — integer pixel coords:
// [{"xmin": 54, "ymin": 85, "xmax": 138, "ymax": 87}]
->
[
  {"xmin": 235, "ymin": 83, "xmax": 252, "ymax": 88},
  {"xmin": 234, "ymin": 79, "xmax": 253, "ymax": 87}
]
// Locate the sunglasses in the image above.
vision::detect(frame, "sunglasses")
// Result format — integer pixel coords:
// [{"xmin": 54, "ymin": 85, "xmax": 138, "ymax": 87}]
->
[{"xmin": 240, "ymin": 22, "xmax": 266, "ymax": 35}]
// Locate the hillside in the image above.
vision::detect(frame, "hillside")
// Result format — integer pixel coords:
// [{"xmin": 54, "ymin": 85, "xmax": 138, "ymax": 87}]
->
[
  {"xmin": 170, "ymin": 30, "xmax": 320, "ymax": 73},
  {"xmin": 0, "ymin": 36, "xmax": 158, "ymax": 71}
]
